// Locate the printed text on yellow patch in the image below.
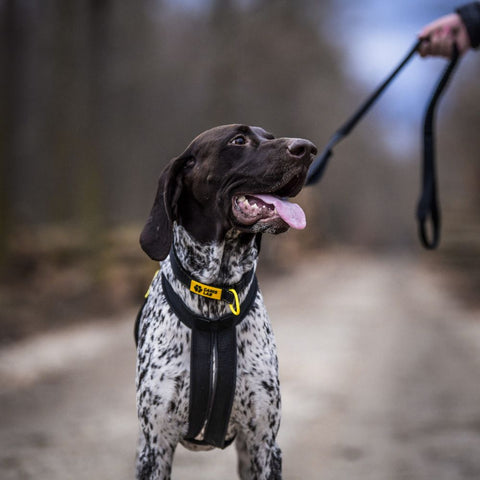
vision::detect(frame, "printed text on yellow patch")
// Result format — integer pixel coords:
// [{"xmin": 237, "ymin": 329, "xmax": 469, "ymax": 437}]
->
[{"xmin": 190, "ymin": 280, "xmax": 222, "ymax": 300}]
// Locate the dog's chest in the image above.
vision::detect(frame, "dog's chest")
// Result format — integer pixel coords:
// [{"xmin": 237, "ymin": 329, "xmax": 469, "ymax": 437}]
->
[
  {"xmin": 137, "ymin": 277, "xmax": 279, "ymax": 440},
  {"xmin": 136, "ymin": 225, "xmax": 280, "ymax": 449}
]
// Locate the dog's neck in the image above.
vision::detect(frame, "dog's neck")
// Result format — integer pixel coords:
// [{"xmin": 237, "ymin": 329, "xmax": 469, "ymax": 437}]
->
[{"xmin": 171, "ymin": 224, "xmax": 259, "ymax": 285}]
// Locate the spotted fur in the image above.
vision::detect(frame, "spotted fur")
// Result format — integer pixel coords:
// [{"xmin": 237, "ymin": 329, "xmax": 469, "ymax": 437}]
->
[
  {"xmin": 136, "ymin": 225, "xmax": 281, "ymax": 480},
  {"xmin": 135, "ymin": 125, "xmax": 316, "ymax": 479}
]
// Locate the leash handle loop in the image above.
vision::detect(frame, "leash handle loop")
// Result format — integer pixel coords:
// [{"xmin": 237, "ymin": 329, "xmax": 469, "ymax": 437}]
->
[{"xmin": 416, "ymin": 42, "xmax": 460, "ymax": 249}]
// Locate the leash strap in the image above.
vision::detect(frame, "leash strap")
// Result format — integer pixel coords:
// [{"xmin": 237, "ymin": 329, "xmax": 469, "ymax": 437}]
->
[
  {"xmin": 305, "ymin": 38, "xmax": 461, "ymax": 249},
  {"xmin": 161, "ymin": 273, "xmax": 258, "ymax": 449},
  {"xmin": 305, "ymin": 39, "xmax": 422, "ymax": 186}
]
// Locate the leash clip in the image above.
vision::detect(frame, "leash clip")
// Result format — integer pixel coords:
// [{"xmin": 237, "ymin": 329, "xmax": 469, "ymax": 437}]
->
[{"xmin": 228, "ymin": 288, "xmax": 240, "ymax": 316}]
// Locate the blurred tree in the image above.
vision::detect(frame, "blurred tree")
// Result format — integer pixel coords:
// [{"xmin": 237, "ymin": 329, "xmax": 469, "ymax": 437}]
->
[
  {"xmin": 1, "ymin": 0, "xmax": 479, "ymax": 340},
  {"xmin": 1, "ymin": 0, "xmax": 478, "ymax": 251},
  {"xmin": 208, "ymin": 0, "xmax": 237, "ymax": 124},
  {"xmin": 80, "ymin": 0, "xmax": 110, "ymax": 234},
  {"xmin": 1, "ymin": 1, "xmax": 14, "ymax": 263},
  {"xmin": 1, "ymin": 0, "xmax": 29, "ymax": 265}
]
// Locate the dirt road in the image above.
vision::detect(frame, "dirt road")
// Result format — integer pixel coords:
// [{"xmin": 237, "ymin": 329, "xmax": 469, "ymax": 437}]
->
[{"xmin": 1, "ymin": 251, "xmax": 480, "ymax": 480}]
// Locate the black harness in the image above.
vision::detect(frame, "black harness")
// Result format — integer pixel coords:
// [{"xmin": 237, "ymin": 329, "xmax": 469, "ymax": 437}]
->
[{"xmin": 135, "ymin": 250, "xmax": 258, "ymax": 449}]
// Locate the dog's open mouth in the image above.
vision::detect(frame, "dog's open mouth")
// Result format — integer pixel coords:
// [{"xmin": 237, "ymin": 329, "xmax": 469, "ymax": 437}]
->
[{"xmin": 232, "ymin": 194, "xmax": 306, "ymax": 230}]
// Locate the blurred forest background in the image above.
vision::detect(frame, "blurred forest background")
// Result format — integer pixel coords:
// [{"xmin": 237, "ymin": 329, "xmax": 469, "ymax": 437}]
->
[{"xmin": 1, "ymin": 0, "xmax": 479, "ymax": 343}]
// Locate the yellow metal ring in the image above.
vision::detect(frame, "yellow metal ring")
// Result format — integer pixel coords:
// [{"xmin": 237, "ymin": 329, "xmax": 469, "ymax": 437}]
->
[{"xmin": 228, "ymin": 288, "xmax": 240, "ymax": 316}]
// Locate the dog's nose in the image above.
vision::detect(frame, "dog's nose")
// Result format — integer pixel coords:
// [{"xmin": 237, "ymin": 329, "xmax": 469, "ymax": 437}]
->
[{"xmin": 287, "ymin": 138, "xmax": 318, "ymax": 163}]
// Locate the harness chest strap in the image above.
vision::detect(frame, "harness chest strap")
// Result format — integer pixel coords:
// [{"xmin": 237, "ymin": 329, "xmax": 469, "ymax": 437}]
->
[
  {"xmin": 134, "ymin": 251, "xmax": 258, "ymax": 448},
  {"xmin": 161, "ymin": 273, "xmax": 259, "ymax": 449}
]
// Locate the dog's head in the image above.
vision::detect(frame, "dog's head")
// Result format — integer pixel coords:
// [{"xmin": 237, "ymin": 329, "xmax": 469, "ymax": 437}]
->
[{"xmin": 140, "ymin": 124, "xmax": 317, "ymax": 260}]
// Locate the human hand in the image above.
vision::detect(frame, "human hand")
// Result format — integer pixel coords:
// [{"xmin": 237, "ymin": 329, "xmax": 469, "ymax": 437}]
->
[{"xmin": 418, "ymin": 13, "xmax": 471, "ymax": 58}]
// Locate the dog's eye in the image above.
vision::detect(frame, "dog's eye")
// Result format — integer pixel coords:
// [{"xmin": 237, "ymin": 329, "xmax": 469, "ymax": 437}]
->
[
  {"xmin": 183, "ymin": 157, "xmax": 196, "ymax": 169},
  {"xmin": 230, "ymin": 135, "xmax": 247, "ymax": 146}
]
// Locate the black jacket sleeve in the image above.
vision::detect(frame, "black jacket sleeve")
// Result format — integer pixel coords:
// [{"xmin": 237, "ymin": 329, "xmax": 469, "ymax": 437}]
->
[{"xmin": 456, "ymin": 2, "xmax": 480, "ymax": 48}]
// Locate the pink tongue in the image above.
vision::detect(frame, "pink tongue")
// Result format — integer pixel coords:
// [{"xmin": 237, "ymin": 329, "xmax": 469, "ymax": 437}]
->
[{"xmin": 253, "ymin": 194, "xmax": 307, "ymax": 230}]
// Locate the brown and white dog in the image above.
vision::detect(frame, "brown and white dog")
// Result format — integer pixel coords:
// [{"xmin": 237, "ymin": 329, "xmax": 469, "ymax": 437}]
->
[{"xmin": 136, "ymin": 124, "xmax": 316, "ymax": 479}]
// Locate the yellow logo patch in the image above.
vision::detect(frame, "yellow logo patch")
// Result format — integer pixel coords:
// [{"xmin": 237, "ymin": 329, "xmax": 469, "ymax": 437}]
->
[{"xmin": 190, "ymin": 280, "xmax": 222, "ymax": 300}]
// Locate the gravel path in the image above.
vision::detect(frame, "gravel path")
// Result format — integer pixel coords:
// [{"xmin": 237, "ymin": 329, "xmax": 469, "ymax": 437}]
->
[{"xmin": 1, "ymin": 251, "xmax": 479, "ymax": 480}]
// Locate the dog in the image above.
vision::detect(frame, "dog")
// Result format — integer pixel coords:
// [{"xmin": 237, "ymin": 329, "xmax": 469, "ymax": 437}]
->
[{"xmin": 135, "ymin": 124, "xmax": 317, "ymax": 479}]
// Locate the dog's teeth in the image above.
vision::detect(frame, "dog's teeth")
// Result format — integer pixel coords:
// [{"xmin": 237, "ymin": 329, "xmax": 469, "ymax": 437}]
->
[{"xmin": 238, "ymin": 195, "xmax": 246, "ymax": 203}]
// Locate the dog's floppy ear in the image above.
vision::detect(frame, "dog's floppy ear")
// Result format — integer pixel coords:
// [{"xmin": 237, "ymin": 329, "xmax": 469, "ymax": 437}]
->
[{"xmin": 140, "ymin": 156, "xmax": 186, "ymax": 261}]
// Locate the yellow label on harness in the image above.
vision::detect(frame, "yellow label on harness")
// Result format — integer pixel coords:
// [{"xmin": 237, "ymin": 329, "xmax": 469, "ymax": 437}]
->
[{"xmin": 189, "ymin": 280, "xmax": 222, "ymax": 300}]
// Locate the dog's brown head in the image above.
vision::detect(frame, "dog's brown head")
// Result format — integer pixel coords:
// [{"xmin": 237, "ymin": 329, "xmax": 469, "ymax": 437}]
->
[{"xmin": 140, "ymin": 124, "xmax": 317, "ymax": 261}]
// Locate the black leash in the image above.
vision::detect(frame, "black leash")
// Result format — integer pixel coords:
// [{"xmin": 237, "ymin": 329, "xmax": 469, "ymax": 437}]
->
[
  {"xmin": 417, "ymin": 44, "xmax": 460, "ymax": 249},
  {"xmin": 306, "ymin": 38, "xmax": 461, "ymax": 249},
  {"xmin": 306, "ymin": 39, "xmax": 422, "ymax": 185}
]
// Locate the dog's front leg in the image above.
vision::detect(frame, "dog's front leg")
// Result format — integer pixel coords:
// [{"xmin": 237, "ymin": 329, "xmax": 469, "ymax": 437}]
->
[
  {"xmin": 135, "ymin": 383, "xmax": 184, "ymax": 480},
  {"xmin": 235, "ymin": 429, "xmax": 282, "ymax": 480},
  {"xmin": 136, "ymin": 427, "xmax": 177, "ymax": 480}
]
